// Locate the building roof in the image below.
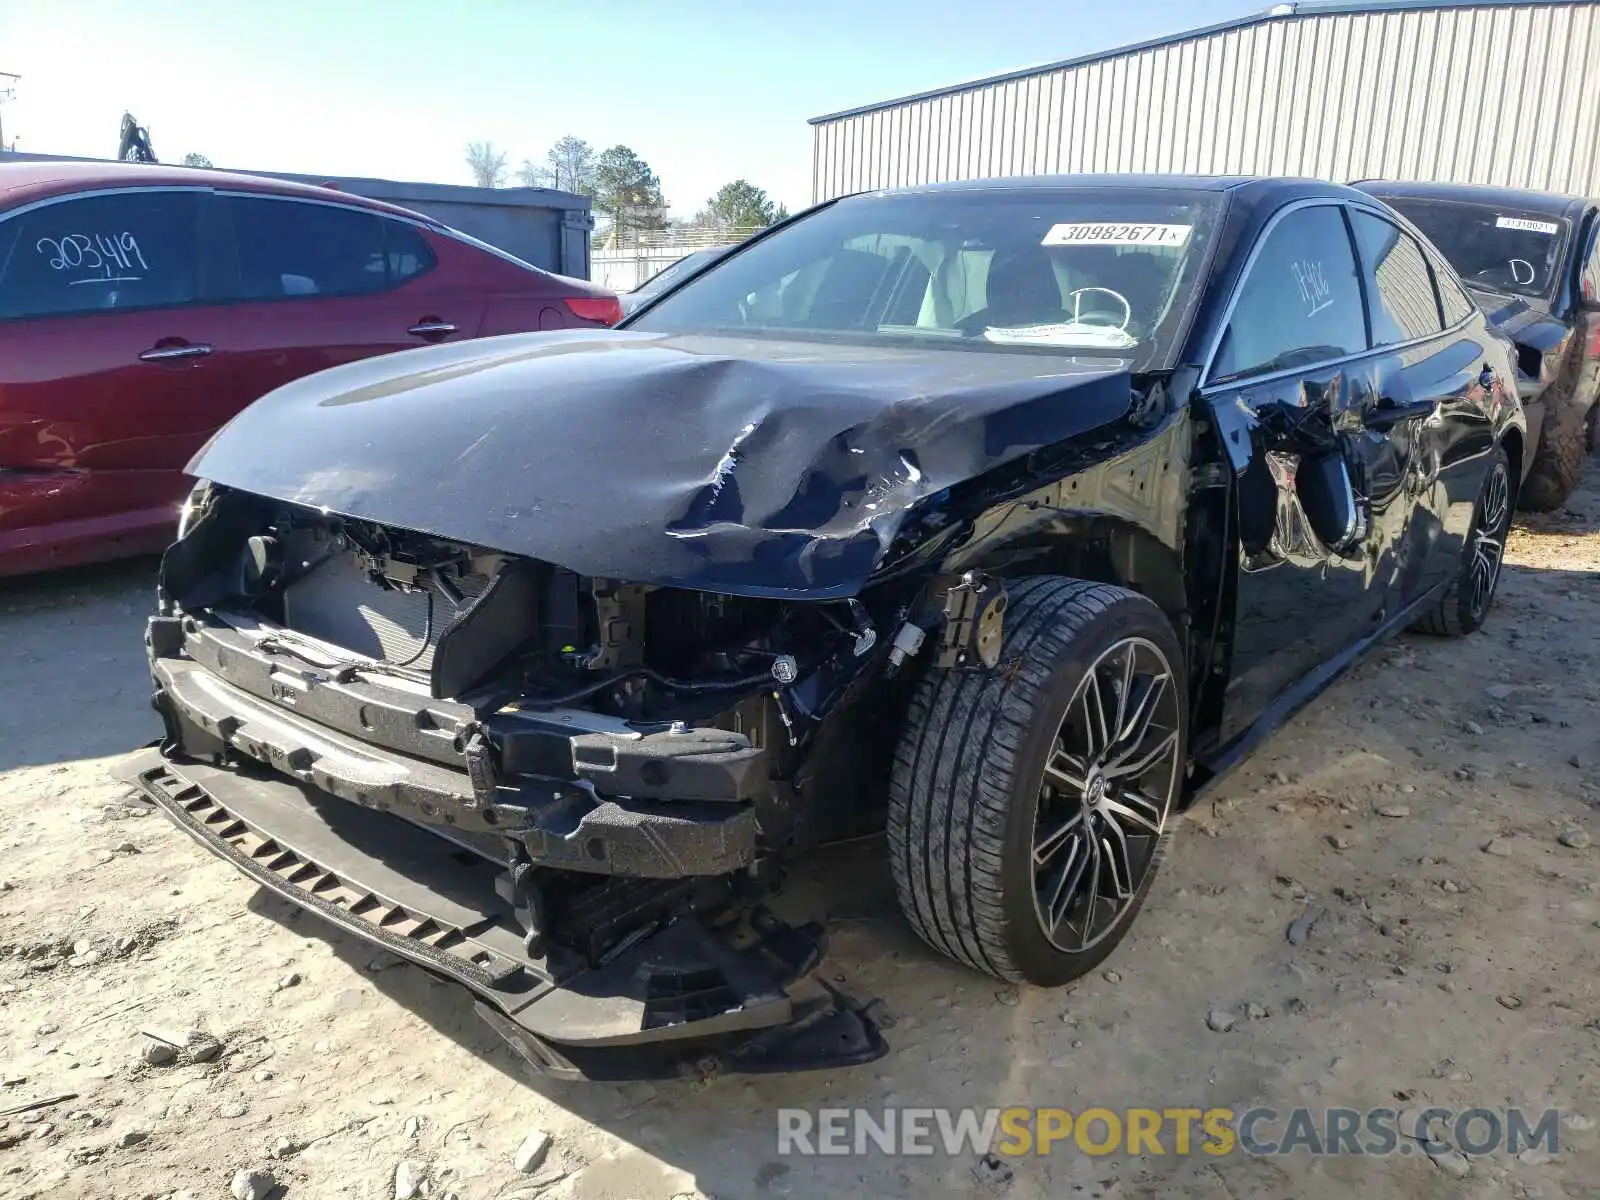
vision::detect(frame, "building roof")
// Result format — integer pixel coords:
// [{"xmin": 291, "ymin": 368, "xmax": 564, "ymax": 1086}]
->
[{"xmin": 808, "ymin": 0, "xmax": 1595, "ymax": 125}]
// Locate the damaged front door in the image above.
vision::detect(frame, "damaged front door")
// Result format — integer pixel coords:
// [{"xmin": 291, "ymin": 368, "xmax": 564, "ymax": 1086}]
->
[{"xmin": 1201, "ymin": 202, "xmax": 1386, "ymax": 743}]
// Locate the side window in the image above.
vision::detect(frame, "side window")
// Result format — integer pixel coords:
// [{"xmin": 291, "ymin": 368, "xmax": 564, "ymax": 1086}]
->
[
  {"xmin": 1431, "ymin": 255, "xmax": 1476, "ymax": 326},
  {"xmin": 1212, "ymin": 205, "xmax": 1366, "ymax": 381},
  {"xmin": 221, "ymin": 195, "xmax": 433, "ymax": 301},
  {"xmin": 1352, "ymin": 211, "xmax": 1445, "ymax": 345},
  {"xmin": 0, "ymin": 191, "xmax": 199, "ymax": 320}
]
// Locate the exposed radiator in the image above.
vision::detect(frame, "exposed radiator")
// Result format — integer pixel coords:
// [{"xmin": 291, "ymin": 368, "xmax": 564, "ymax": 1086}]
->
[{"xmin": 282, "ymin": 552, "xmax": 491, "ymax": 669}]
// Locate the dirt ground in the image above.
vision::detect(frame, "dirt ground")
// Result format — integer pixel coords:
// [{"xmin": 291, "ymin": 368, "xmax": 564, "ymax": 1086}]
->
[{"xmin": 1, "ymin": 478, "xmax": 1596, "ymax": 1200}]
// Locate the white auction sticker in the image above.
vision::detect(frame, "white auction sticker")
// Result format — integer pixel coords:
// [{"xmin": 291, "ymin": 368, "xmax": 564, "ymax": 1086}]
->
[
  {"xmin": 1495, "ymin": 216, "xmax": 1560, "ymax": 235},
  {"xmin": 1042, "ymin": 222, "xmax": 1193, "ymax": 247}
]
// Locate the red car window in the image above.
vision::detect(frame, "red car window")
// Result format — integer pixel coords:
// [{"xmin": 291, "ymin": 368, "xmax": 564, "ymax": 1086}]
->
[
  {"xmin": 0, "ymin": 190, "xmax": 200, "ymax": 320},
  {"xmin": 219, "ymin": 195, "xmax": 435, "ymax": 301}
]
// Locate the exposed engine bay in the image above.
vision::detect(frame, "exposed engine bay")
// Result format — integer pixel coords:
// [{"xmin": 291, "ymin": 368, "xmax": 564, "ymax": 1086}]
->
[{"xmin": 151, "ymin": 487, "xmax": 980, "ymax": 983}]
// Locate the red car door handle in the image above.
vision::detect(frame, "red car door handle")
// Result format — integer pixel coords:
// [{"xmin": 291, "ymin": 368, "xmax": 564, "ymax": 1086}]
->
[
  {"xmin": 138, "ymin": 343, "xmax": 213, "ymax": 362},
  {"xmin": 408, "ymin": 321, "xmax": 457, "ymax": 337}
]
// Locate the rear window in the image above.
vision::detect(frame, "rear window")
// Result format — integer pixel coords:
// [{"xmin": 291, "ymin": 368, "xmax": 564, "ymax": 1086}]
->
[
  {"xmin": 1383, "ymin": 197, "xmax": 1569, "ymax": 299},
  {"xmin": 220, "ymin": 195, "xmax": 435, "ymax": 301},
  {"xmin": 629, "ymin": 187, "xmax": 1224, "ymax": 371},
  {"xmin": 0, "ymin": 190, "xmax": 199, "ymax": 319}
]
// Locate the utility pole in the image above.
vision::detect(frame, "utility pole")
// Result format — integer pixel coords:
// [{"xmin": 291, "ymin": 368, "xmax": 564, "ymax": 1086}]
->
[{"xmin": 0, "ymin": 73, "xmax": 18, "ymax": 151}]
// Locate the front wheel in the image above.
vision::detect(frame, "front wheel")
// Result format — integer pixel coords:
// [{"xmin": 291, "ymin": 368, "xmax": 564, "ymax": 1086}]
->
[
  {"xmin": 888, "ymin": 579, "xmax": 1187, "ymax": 985},
  {"xmin": 1411, "ymin": 444, "xmax": 1511, "ymax": 637}
]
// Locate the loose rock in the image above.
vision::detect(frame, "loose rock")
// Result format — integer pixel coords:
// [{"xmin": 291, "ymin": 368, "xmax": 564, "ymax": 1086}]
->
[
  {"xmin": 185, "ymin": 1031, "xmax": 223, "ymax": 1063},
  {"xmin": 274, "ymin": 973, "xmax": 301, "ymax": 992},
  {"xmin": 972, "ymin": 1152, "xmax": 1014, "ymax": 1191},
  {"xmin": 1244, "ymin": 1001, "xmax": 1269, "ymax": 1019},
  {"xmin": 1325, "ymin": 834, "xmax": 1350, "ymax": 851},
  {"xmin": 1286, "ymin": 905, "xmax": 1327, "ymax": 946},
  {"xmin": 1570, "ymin": 753, "xmax": 1584, "ymax": 769},
  {"xmin": 269, "ymin": 1136, "xmax": 298, "ymax": 1159},
  {"xmin": 394, "ymin": 1159, "xmax": 428, "ymax": 1199},
  {"xmin": 1101, "ymin": 969, "xmax": 1121, "ymax": 984},
  {"xmin": 403, "ymin": 1116, "xmax": 422, "ymax": 1138},
  {"xmin": 1376, "ymin": 804, "xmax": 1411, "ymax": 818},
  {"xmin": 1558, "ymin": 828, "xmax": 1591, "ymax": 850},
  {"xmin": 1495, "ymin": 994, "xmax": 1523, "ymax": 1011},
  {"xmin": 513, "ymin": 1128, "xmax": 553, "ymax": 1174},
  {"xmin": 116, "ymin": 1128, "xmax": 150, "ymax": 1148},
  {"xmin": 140, "ymin": 1041, "xmax": 177, "ymax": 1067},
  {"xmin": 230, "ymin": 1169, "xmax": 275, "ymax": 1200},
  {"xmin": 1463, "ymin": 720, "xmax": 1485, "ymax": 736},
  {"xmin": 1206, "ymin": 1008, "xmax": 1237, "ymax": 1033}
]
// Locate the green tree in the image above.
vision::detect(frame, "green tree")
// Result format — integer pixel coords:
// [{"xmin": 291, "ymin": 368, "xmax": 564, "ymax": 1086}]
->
[
  {"xmin": 699, "ymin": 179, "xmax": 780, "ymax": 236},
  {"xmin": 592, "ymin": 145, "xmax": 666, "ymax": 243},
  {"xmin": 465, "ymin": 141, "xmax": 508, "ymax": 188},
  {"xmin": 182, "ymin": 152, "xmax": 213, "ymax": 168}
]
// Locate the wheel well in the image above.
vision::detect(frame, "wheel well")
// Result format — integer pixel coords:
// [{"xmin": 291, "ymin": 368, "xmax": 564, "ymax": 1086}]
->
[
  {"xmin": 1501, "ymin": 427, "xmax": 1524, "ymax": 486},
  {"xmin": 961, "ymin": 517, "xmax": 1187, "ymax": 631}
]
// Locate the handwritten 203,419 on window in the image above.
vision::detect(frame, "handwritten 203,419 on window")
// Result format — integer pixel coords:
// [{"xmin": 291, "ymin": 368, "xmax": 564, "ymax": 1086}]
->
[
  {"xmin": 35, "ymin": 232, "xmax": 150, "ymax": 285},
  {"xmin": 1042, "ymin": 222, "xmax": 1193, "ymax": 247}
]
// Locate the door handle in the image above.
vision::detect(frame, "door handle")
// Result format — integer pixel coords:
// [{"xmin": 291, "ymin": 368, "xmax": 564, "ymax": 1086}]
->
[
  {"xmin": 138, "ymin": 343, "xmax": 213, "ymax": 362},
  {"xmin": 1364, "ymin": 397, "xmax": 1435, "ymax": 430},
  {"xmin": 407, "ymin": 321, "xmax": 457, "ymax": 338}
]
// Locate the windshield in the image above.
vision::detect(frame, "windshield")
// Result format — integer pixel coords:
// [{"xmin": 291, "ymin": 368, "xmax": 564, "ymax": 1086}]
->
[
  {"xmin": 628, "ymin": 187, "xmax": 1223, "ymax": 370},
  {"xmin": 633, "ymin": 249, "xmax": 719, "ymax": 298},
  {"xmin": 1383, "ymin": 197, "xmax": 1570, "ymax": 299}
]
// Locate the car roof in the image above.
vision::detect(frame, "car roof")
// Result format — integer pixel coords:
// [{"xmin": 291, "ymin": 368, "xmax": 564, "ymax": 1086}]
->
[
  {"xmin": 0, "ymin": 159, "xmax": 441, "ymax": 225},
  {"xmin": 845, "ymin": 173, "xmax": 1374, "ymax": 205},
  {"xmin": 1352, "ymin": 178, "xmax": 1591, "ymax": 218}
]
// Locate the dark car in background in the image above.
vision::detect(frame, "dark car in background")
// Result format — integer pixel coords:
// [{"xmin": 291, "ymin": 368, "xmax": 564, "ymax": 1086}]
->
[
  {"xmin": 1356, "ymin": 180, "xmax": 1600, "ymax": 511},
  {"xmin": 617, "ymin": 245, "xmax": 732, "ymax": 317},
  {"xmin": 0, "ymin": 161, "xmax": 621, "ymax": 577},
  {"xmin": 125, "ymin": 175, "xmax": 1522, "ymax": 1079}
]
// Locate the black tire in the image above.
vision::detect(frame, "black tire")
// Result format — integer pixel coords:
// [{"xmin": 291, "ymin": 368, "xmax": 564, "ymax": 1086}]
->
[
  {"xmin": 1411, "ymin": 444, "xmax": 1512, "ymax": 637},
  {"xmin": 1585, "ymin": 399, "xmax": 1598, "ymax": 455},
  {"xmin": 887, "ymin": 578, "xmax": 1187, "ymax": 985},
  {"xmin": 1519, "ymin": 383, "xmax": 1589, "ymax": 512}
]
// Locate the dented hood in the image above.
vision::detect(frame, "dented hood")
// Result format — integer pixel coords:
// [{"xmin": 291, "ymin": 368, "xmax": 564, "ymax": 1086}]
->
[{"xmin": 189, "ymin": 330, "xmax": 1133, "ymax": 597}]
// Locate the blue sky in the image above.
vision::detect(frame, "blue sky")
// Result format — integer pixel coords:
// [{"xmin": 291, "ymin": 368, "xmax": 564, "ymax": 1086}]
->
[{"xmin": 4, "ymin": 0, "xmax": 1266, "ymax": 214}]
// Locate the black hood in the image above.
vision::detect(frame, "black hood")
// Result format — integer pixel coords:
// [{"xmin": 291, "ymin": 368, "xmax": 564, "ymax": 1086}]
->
[{"xmin": 189, "ymin": 330, "xmax": 1134, "ymax": 598}]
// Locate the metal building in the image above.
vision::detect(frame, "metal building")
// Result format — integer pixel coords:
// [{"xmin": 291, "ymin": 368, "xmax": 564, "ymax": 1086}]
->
[{"xmin": 809, "ymin": 0, "xmax": 1600, "ymax": 202}]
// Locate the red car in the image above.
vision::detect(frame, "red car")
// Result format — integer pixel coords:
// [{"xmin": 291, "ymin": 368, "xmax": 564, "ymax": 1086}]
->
[{"xmin": 0, "ymin": 161, "xmax": 621, "ymax": 576}]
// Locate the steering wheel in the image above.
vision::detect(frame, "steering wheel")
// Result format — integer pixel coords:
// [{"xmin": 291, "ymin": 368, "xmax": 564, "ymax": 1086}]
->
[{"xmin": 1067, "ymin": 286, "xmax": 1133, "ymax": 331}]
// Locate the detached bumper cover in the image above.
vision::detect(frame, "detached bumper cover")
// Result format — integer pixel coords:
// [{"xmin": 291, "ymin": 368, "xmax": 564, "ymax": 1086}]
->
[{"xmin": 119, "ymin": 748, "xmax": 886, "ymax": 1080}]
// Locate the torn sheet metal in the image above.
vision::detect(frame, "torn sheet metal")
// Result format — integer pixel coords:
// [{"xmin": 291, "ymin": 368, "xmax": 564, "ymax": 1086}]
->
[{"xmin": 188, "ymin": 329, "xmax": 1134, "ymax": 598}]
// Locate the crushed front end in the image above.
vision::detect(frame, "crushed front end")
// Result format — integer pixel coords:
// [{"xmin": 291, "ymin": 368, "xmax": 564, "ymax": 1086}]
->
[{"xmin": 125, "ymin": 486, "xmax": 902, "ymax": 1080}]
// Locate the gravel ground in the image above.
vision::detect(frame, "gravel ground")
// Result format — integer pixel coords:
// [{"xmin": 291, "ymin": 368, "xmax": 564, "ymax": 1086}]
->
[{"xmin": 0, "ymin": 477, "xmax": 1596, "ymax": 1200}]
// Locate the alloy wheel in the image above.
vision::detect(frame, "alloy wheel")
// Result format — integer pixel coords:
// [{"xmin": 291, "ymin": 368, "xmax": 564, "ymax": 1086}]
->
[
  {"xmin": 1468, "ymin": 462, "xmax": 1510, "ymax": 620},
  {"xmin": 1031, "ymin": 636, "xmax": 1183, "ymax": 952}
]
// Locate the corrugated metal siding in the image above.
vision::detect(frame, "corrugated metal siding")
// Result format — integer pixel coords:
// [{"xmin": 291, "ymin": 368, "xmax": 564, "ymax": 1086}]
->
[{"xmin": 812, "ymin": 3, "xmax": 1600, "ymax": 201}]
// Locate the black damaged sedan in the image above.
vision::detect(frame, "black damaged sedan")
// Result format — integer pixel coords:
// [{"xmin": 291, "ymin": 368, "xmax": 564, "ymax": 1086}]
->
[
  {"xmin": 1356, "ymin": 179, "xmax": 1600, "ymax": 511},
  {"xmin": 127, "ymin": 176, "xmax": 1524, "ymax": 1079}
]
